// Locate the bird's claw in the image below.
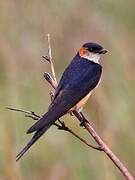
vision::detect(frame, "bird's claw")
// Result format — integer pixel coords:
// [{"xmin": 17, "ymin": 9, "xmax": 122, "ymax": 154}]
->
[{"xmin": 79, "ymin": 119, "xmax": 89, "ymax": 127}]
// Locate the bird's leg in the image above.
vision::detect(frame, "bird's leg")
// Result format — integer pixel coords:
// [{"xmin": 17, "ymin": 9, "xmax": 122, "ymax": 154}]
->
[
  {"xmin": 72, "ymin": 110, "xmax": 89, "ymax": 127},
  {"xmin": 79, "ymin": 112, "xmax": 89, "ymax": 126},
  {"xmin": 69, "ymin": 111, "xmax": 74, "ymax": 116},
  {"xmin": 49, "ymin": 91, "xmax": 55, "ymax": 101},
  {"xmin": 71, "ymin": 107, "xmax": 89, "ymax": 126}
]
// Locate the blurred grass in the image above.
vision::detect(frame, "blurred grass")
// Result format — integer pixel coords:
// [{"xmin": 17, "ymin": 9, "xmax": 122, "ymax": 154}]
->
[{"xmin": 0, "ymin": 0, "xmax": 135, "ymax": 179}]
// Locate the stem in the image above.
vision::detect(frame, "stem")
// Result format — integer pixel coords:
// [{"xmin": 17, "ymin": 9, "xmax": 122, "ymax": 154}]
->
[
  {"xmin": 73, "ymin": 111, "xmax": 134, "ymax": 180},
  {"xmin": 6, "ymin": 107, "xmax": 40, "ymax": 118},
  {"xmin": 44, "ymin": 72, "xmax": 57, "ymax": 90},
  {"xmin": 7, "ymin": 107, "xmax": 101, "ymax": 151},
  {"xmin": 47, "ymin": 34, "xmax": 57, "ymax": 84}
]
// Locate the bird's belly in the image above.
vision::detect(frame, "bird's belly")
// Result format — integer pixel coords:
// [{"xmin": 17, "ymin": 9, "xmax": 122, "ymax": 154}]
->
[
  {"xmin": 70, "ymin": 79, "xmax": 101, "ymax": 112},
  {"xmin": 70, "ymin": 91, "xmax": 93, "ymax": 112}
]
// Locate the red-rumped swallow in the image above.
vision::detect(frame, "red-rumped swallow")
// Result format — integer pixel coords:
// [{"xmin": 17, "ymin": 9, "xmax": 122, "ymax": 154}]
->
[{"xmin": 16, "ymin": 42, "xmax": 107, "ymax": 161}]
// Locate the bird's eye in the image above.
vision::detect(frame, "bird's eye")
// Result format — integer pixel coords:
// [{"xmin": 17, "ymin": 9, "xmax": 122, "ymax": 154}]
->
[{"xmin": 90, "ymin": 48, "xmax": 94, "ymax": 52}]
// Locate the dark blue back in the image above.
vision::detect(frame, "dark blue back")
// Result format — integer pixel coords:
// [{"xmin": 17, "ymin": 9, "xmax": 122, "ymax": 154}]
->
[{"xmin": 57, "ymin": 55, "xmax": 102, "ymax": 91}]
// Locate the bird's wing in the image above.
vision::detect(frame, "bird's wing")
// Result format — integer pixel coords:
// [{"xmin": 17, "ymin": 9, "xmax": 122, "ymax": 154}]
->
[{"xmin": 27, "ymin": 64, "xmax": 102, "ymax": 134}]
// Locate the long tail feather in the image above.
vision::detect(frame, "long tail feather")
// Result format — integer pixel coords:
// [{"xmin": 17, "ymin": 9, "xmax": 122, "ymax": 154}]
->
[{"xmin": 16, "ymin": 125, "xmax": 50, "ymax": 161}]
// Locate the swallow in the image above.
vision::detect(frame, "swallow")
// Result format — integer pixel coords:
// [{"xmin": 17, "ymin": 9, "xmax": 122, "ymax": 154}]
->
[{"xmin": 16, "ymin": 42, "xmax": 107, "ymax": 161}]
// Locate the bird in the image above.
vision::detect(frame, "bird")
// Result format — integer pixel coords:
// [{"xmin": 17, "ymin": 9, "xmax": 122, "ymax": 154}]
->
[{"xmin": 16, "ymin": 42, "xmax": 107, "ymax": 161}]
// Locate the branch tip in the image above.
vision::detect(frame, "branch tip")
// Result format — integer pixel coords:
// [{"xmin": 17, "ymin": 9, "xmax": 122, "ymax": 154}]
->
[{"xmin": 42, "ymin": 55, "xmax": 50, "ymax": 62}]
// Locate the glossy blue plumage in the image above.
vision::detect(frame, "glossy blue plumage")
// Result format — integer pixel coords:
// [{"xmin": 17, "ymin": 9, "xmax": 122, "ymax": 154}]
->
[
  {"xmin": 16, "ymin": 54, "xmax": 102, "ymax": 161},
  {"xmin": 28, "ymin": 55, "xmax": 102, "ymax": 133},
  {"xmin": 57, "ymin": 54, "xmax": 102, "ymax": 90}
]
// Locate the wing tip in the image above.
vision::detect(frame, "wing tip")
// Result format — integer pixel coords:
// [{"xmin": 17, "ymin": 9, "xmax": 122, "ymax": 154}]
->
[
  {"xmin": 27, "ymin": 112, "xmax": 49, "ymax": 134},
  {"xmin": 27, "ymin": 120, "xmax": 42, "ymax": 134},
  {"xmin": 27, "ymin": 126, "xmax": 35, "ymax": 134}
]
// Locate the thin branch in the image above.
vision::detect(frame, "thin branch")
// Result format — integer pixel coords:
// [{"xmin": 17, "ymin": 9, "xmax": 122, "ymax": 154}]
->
[
  {"xmin": 25, "ymin": 115, "xmax": 39, "ymax": 120},
  {"xmin": 46, "ymin": 34, "xmax": 57, "ymax": 84},
  {"xmin": 73, "ymin": 111, "xmax": 134, "ymax": 180},
  {"xmin": 57, "ymin": 119, "xmax": 102, "ymax": 151},
  {"xmin": 6, "ymin": 107, "xmax": 40, "ymax": 118},
  {"xmin": 7, "ymin": 106, "xmax": 101, "ymax": 151},
  {"xmin": 42, "ymin": 55, "xmax": 50, "ymax": 62},
  {"xmin": 44, "ymin": 72, "xmax": 57, "ymax": 90}
]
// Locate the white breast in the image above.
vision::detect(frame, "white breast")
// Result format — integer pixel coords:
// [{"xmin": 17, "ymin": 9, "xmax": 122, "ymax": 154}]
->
[{"xmin": 82, "ymin": 53, "xmax": 101, "ymax": 64}]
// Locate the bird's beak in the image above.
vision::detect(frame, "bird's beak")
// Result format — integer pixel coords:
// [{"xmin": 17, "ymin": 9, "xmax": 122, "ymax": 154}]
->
[{"xmin": 99, "ymin": 49, "xmax": 108, "ymax": 54}]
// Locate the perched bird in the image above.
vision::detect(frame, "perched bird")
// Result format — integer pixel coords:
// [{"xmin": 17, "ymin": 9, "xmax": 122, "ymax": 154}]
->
[{"xmin": 16, "ymin": 42, "xmax": 107, "ymax": 161}]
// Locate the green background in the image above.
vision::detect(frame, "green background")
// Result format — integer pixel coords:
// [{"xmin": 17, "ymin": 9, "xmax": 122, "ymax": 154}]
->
[{"xmin": 0, "ymin": 0, "xmax": 135, "ymax": 179}]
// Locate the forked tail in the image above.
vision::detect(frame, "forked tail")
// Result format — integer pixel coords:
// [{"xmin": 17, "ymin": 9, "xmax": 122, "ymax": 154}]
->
[{"xmin": 16, "ymin": 125, "xmax": 50, "ymax": 161}]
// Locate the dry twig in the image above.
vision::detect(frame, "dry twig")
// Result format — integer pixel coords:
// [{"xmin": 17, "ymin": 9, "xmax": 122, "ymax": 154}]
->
[{"xmin": 7, "ymin": 107, "xmax": 101, "ymax": 151}]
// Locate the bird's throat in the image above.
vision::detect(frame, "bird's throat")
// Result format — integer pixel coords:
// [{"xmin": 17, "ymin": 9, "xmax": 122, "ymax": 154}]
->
[{"xmin": 82, "ymin": 53, "xmax": 101, "ymax": 64}]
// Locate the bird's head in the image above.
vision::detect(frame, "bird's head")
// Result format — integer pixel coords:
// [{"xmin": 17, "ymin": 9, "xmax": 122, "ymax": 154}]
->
[{"xmin": 78, "ymin": 42, "xmax": 107, "ymax": 64}]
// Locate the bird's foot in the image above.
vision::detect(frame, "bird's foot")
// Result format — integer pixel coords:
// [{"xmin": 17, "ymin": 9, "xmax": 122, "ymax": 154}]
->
[
  {"xmin": 79, "ymin": 112, "xmax": 89, "ymax": 127},
  {"xmin": 70, "ymin": 111, "xmax": 74, "ymax": 116},
  {"xmin": 79, "ymin": 119, "xmax": 89, "ymax": 126}
]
